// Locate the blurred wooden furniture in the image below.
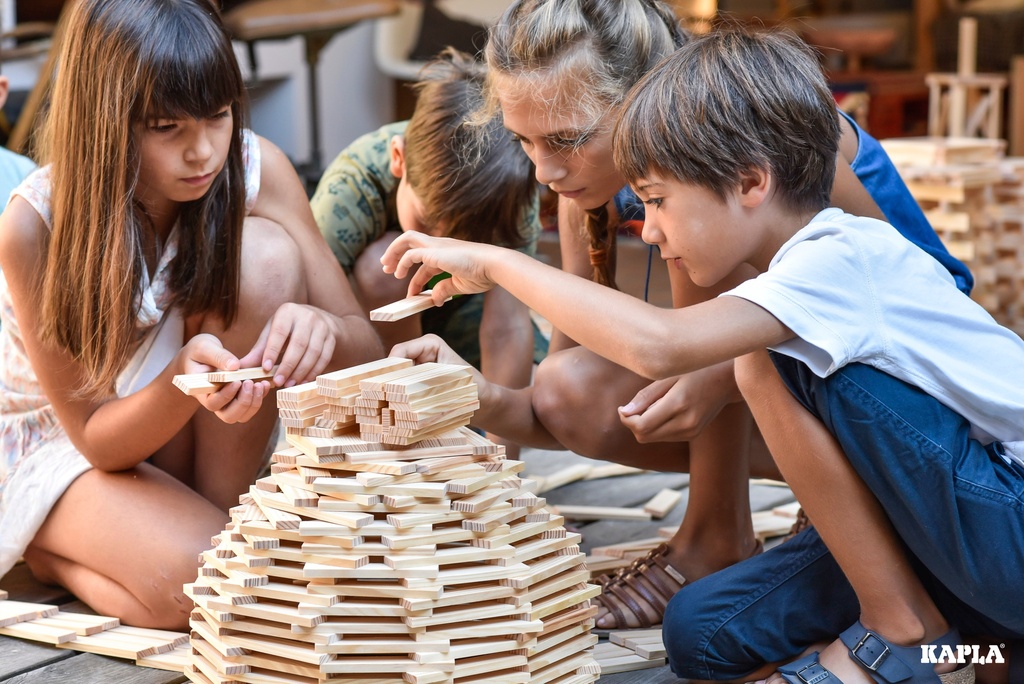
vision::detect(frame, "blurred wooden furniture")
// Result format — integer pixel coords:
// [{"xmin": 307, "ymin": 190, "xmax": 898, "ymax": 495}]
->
[
  {"xmin": 802, "ymin": 25, "xmax": 898, "ymax": 73},
  {"xmin": 373, "ymin": 0, "xmax": 508, "ymax": 120},
  {"xmin": 828, "ymin": 70, "xmax": 931, "ymax": 139},
  {"xmin": 926, "ymin": 17, "xmax": 1007, "ymax": 139},
  {"xmin": 1011, "ymin": 56, "xmax": 1024, "ymax": 155},
  {"xmin": 914, "ymin": 0, "xmax": 942, "ymax": 72},
  {"xmin": 3, "ymin": 18, "xmax": 61, "ymax": 157},
  {"xmin": 223, "ymin": 0, "xmax": 399, "ymax": 178},
  {"xmin": 13, "ymin": 0, "xmax": 63, "ymax": 23},
  {"xmin": 668, "ymin": 0, "xmax": 717, "ymax": 33}
]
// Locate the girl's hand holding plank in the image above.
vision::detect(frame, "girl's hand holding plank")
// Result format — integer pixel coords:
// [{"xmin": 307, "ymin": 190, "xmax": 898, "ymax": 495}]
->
[
  {"xmin": 182, "ymin": 333, "xmax": 270, "ymax": 424},
  {"xmin": 382, "ymin": 231, "xmax": 501, "ymax": 304},
  {"xmin": 238, "ymin": 302, "xmax": 338, "ymax": 389}
]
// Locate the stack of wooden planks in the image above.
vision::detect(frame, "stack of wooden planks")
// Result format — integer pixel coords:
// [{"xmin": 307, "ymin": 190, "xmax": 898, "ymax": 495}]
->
[
  {"xmin": 0, "ymin": 596, "xmax": 189, "ymax": 671},
  {"xmin": 593, "ymin": 629, "xmax": 666, "ymax": 674},
  {"xmin": 880, "ymin": 136, "xmax": 1024, "ymax": 334},
  {"xmin": 182, "ymin": 358, "xmax": 602, "ymax": 684}
]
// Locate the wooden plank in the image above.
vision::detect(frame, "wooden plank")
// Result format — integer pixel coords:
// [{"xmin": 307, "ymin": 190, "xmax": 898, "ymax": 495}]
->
[
  {"xmin": 642, "ymin": 489, "xmax": 682, "ymax": 519},
  {"xmin": 40, "ymin": 610, "xmax": 120, "ymax": 635},
  {"xmin": 529, "ymin": 584, "xmax": 601, "ymax": 621},
  {"xmin": 275, "ymin": 381, "xmax": 321, "ymax": 407},
  {"xmin": 316, "ymin": 357, "xmax": 414, "ymax": 392},
  {"xmin": 0, "ymin": 600, "xmax": 60, "ymax": 627},
  {"xmin": 550, "ymin": 505, "xmax": 651, "ymax": 522},
  {"xmin": 751, "ymin": 511, "xmax": 797, "ymax": 541},
  {"xmin": 533, "ymin": 464, "xmax": 592, "ymax": 494},
  {"xmin": 136, "ymin": 644, "xmax": 190, "ymax": 673},
  {"xmin": 609, "ymin": 629, "xmax": 664, "ymax": 647},
  {"xmin": 56, "ymin": 624, "xmax": 188, "ymax": 659},
  {"xmin": 6, "ymin": 650, "xmax": 189, "ymax": 683},
  {"xmin": 0, "ymin": 620, "xmax": 78, "ymax": 644},
  {"xmin": 597, "ymin": 652, "xmax": 666, "ymax": 675},
  {"xmin": 582, "ymin": 463, "xmax": 646, "ymax": 480},
  {"xmin": 1012, "ymin": 56, "xmax": 1024, "ymax": 156},
  {"xmin": 369, "ymin": 291, "xmax": 447, "ymax": 322},
  {"xmin": 502, "ymin": 553, "xmax": 586, "ymax": 590},
  {"xmin": 345, "ymin": 443, "xmax": 476, "ymax": 464},
  {"xmin": 172, "ymin": 367, "xmax": 277, "ymax": 396}
]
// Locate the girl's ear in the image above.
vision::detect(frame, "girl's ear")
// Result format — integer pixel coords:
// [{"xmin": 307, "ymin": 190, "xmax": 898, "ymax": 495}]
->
[
  {"xmin": 737, "ymin": 166, "xmax": 771, "ymax": 208},
  {"xmin": 389, "ymin": 135, "xmax": 406, "ymax": 179}
]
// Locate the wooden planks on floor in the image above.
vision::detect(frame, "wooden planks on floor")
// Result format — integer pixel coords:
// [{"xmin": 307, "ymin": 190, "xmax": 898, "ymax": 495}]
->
[{"xmin": 0, "ymin": 564, "xmax": 187, "ymax": 683}]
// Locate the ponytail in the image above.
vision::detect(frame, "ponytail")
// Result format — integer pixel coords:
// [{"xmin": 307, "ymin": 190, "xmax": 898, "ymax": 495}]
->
[{"xmin": 584, "ymin": 204, "xmax": 617, "ymax": 288}]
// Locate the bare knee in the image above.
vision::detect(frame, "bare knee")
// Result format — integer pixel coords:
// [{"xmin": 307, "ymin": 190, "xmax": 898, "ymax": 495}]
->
[
  {"xmin": 533, "ymin": 349, "xmax": 636, "ymax": 460},
  {"xmin": 22, "ymin": 544, "xmax": 201, "ymax": 630},
  {"xmin": 130, "ymin": 551, "xmax": 204, "ymax": 629},
  {"xmin": 238, "ymin": 217, "xmax": 305, "ymax": 320},
  {"xmin": 533, "ymin": 350, "xmax": 589, "ymax": 444},
  {"xmin": 352, "ymin": 232, "xmax": 407, "ymax": 310}
]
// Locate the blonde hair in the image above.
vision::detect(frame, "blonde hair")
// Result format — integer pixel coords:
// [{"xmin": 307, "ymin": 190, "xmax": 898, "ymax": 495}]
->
[
  {"xmin": 615, "ymin": 27, "xmax": 840, "ymax": 213},
  {"xmin": 483, "ymin": 0, "xmax": 686, "ymax": 287},
  {"xmin": 37, "ymin": 0, "xmax": 248, "ymax": 397}
]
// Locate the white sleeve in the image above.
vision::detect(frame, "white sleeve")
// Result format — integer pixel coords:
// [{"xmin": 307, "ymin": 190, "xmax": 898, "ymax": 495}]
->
[{"xmin": 724, "ymin": 225, "xmax": 883, "ymax": 377}]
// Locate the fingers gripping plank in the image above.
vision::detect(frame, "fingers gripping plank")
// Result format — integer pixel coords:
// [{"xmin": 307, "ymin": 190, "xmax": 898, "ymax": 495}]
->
[
  {"xmin": 370, "ymin": 291, "xmax": 451, "ymax": 322},
  {"xmin": 172, "ymin": 366, "xmax": 280, "ymax": 396}
]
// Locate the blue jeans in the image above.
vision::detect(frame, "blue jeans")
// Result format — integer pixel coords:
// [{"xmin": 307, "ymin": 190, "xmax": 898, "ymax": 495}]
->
[{"xmin": 663, "ymin": 355, "xmax": 1024, "ymax": 681}]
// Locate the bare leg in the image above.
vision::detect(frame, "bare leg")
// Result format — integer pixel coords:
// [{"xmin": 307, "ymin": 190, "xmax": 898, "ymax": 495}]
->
[
  {"xmin": 25, "ymin": 465, "xmax": 225, "ymax": 629},
  {"xmin": 736, "ymin": 350, "xmax": 956, "ymax": 683},
  {"xmin": 186, "ymin": 217, "xmax": 306, "ymax": 509},
  {"xmin": 533, "ymin": 348, "xmax": 775, "ymax": 629},
  {"xmin": 26, "ymin": 217, "xmax": 307, "ymax": 625}
]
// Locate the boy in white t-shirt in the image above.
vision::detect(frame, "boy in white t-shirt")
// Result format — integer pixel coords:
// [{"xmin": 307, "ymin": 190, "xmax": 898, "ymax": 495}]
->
[{"xmin": 380, "ymin": 27, "xmax": 1020, "ymax": 684}]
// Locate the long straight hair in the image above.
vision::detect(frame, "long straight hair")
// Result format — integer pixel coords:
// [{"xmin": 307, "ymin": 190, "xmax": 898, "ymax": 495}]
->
[{"xmin": 37, "ymin": 0, "xmax": 248, "ymax": 397}]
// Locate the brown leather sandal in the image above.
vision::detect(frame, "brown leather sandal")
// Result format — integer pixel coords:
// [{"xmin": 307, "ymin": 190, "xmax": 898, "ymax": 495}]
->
[
  {"xmin": 591, "ymin": 541, "xmax": 765, "ymax": 634},
  {"xmin": 784, "ymin": 507, "xmax": 812, "ymax": 541}
]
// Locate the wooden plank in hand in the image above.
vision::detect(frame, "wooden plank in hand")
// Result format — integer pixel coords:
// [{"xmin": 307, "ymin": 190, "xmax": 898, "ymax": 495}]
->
[{"xmin": 370, "ymin": 290, "xmax": 449, "ymax": 322}]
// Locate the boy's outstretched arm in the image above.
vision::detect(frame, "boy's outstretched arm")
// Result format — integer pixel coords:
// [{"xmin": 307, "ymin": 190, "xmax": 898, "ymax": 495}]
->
[{"xmin": 382, "ymin": 232, "xmax": 794, "ymax": 380}]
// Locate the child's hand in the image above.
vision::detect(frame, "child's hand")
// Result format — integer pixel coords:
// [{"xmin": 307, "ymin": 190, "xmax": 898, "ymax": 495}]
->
[
  {"xmin": 239, "ymin": 303, "xmax": 337, "ymax": 388},
  {"xmin": 380, "ymin": 231, "xmax": 498, "ymax": 304},
  {"xmin": 181, "ymin": 333, "xmax": 270, "ymax": 424},
  {"xmin": 617, "ymin": 362, "xmax": 740, "ymax": 443},
  {"xmin": 389, "ymin": 334, "xmax": 472, "ymax": 367},
  {"xmin": 389, "ymin": 334, "xmax": 495, "ymax": 411}
]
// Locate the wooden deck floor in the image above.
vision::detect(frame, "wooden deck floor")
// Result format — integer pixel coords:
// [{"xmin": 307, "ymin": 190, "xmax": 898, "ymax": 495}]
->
[{"xmin": 0, "ymin": 447, "xmax": 794, "ymax": 683}]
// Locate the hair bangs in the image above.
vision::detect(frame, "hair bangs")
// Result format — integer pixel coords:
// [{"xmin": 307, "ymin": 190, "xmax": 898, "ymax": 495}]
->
[
  {"xmin": 615, "ymin": 71, "xmax": 691, "ymax": 187},
  {"xmin": 137, "ymin": 2, "xmax": 243, "ymax": 121}
]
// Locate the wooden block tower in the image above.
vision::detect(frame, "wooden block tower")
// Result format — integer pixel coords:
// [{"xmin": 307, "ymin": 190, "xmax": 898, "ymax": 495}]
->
[
  {"xmin": 880, "ymin": 136, "xmax": 1024, "ymax": 335},
  {"xmin": 926, "ymin": 17, "xmax": 1007, "ymax": 140},
  {"xmin": 184, "ymin": 358, "xmax": 601, "ymax": 684}
]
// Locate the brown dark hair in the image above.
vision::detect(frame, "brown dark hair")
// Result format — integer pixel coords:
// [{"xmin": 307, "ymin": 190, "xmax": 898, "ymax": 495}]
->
[
  {"xmin": 615, "ymin": 27, "xmax": 840, "ymax": 214},
  {"xmin": 37, "ymin": 0, "xmax": 248, "ymax": 396},
  {"xmin": 403, "ymin": 48, "xmax": 535, "ymax": 249}
]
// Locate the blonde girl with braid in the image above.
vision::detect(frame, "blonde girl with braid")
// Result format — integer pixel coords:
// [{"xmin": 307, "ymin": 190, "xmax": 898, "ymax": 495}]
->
[
  {"xmin": 390, "ymin": 0, "xmax": 972, "ymax": 632},
  {"xmin": 0, "ymin": 0, "xmax": 380, "ymax": 629}
]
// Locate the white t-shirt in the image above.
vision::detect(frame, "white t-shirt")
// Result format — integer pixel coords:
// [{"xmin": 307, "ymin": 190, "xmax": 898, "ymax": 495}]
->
[{"xmin": 726, "ymin": 207, "xmax": 1024, "ymax": 466}]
